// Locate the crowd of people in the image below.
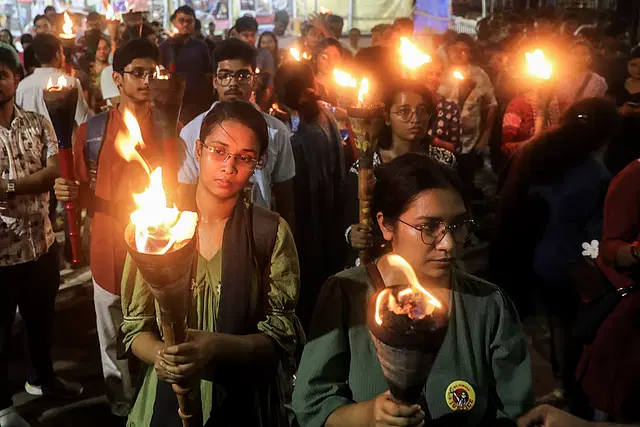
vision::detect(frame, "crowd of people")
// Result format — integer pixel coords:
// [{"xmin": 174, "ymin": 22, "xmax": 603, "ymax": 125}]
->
[{"xmin": 0, "ymin": 4, "xmax": 639, "ymax": 427}]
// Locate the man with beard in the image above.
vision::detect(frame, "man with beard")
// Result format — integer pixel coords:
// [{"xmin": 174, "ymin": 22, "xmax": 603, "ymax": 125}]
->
[
  {"xmin": 52, "ymin": 39, "xmax": 162, "ymax": 420},
  {"xmin": 178, "ymin": 38, "xmax": 295, "ymax": 228},
  {"xmin": 0, "ymin": 44, "xmax": 82, "ymax": 427}
]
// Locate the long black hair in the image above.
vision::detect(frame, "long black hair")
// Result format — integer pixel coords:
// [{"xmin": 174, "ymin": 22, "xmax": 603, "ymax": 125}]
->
[
  {"xmin": 258, "ymin": 31, "xmax": 279, "ymax": 68},
  {"xmin": 523, "ymin": 97, "xmax": 620, "ymax": 185},
  {"xmin": 378, "ymin": 79, "xmax": 435, "ymax": 150},
  {"xmin": 275, "ymin": 60, "xmax": 320, "ymax": 124}
]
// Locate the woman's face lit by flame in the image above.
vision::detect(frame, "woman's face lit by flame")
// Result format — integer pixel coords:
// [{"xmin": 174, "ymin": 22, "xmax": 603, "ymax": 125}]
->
[
  {"xmin": 377, "ymin": 188, "xmax": 467, "ymax": 286},
  {"xmin": 196, "ymin": 120, "xmax": 260, "ymax": 201}
]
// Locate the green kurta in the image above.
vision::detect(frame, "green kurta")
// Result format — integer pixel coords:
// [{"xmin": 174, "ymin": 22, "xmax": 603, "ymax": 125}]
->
[
  {"xmin": 120, "ymin": 218, "xmax": 303, "ymax": 427},
  {"xmin": 292, "ymin": 265, "xmax": 535, "ymax": 427}
]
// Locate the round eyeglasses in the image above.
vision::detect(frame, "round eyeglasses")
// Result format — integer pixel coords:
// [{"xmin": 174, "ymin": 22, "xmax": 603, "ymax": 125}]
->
[
  {"xmin": 215, "ymin": 71, "xmax": 254, "ymax": 87},
  {"xmin": 392, "ymin": 105, "xmax": 432, "ymax": 123},
  {"xmin": 397, "ymin": 218, "xmax": 476, "ymax": 245},
  {"xmin": 199, "ymin": 141, "xmax": 262, "ymax": 170}
]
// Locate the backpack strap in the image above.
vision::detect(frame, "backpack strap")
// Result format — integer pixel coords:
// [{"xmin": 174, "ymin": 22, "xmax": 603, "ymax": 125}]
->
[
  {"xmin": 365, "ymin": 262, "xmax": 386, "ymax": 292},
  {"xmin": 249, "ymin": 203, "xmax": 280, "ymax": 279},
  {"xmin": 85, "ymin": 111, "xmax": 110, "ymax": 191}
]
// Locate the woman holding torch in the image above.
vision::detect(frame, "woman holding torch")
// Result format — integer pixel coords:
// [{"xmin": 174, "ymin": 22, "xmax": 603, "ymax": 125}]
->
[
  {"xmin": 294, "ymin": 154, "xmax": 534, "ymax": 426},
  {"xmin": 121, "ymin": 101, "xmax": 303, "ymax": 427}
]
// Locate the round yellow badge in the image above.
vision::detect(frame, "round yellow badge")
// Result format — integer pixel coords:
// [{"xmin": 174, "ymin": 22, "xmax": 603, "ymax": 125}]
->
[{"xmin": 445, "ymin": 380, "xmax": 476, "ymax": 412}]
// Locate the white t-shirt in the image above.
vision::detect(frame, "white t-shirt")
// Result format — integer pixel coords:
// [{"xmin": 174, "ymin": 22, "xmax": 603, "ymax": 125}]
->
[
  {"xmin": 16, "ymin": 67, "xmax": 91, "ymax": 125},
  {"xmin": 178, "ymin": 102, "xmax": 296, "ymax": 210},
  {"xmin": 100, "ymin": 65, "xmax": 120, "ymax": 105}
]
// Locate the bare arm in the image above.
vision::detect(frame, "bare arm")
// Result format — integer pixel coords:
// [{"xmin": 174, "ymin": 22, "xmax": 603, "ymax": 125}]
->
[
  {"xmin": 273, "ymin": 179, "xmax": 295, "ymax": 229},
  {"xmin": 131, "ymin": 331, "xmax": 165, "ymax": 366},
  {"xmin": 476, "ymin": 104, "xmax": 497, "ymax": 151},
  {"xmin": 325, "ymin": 401, "xmax": 373, "ymax": 427},
  {"xmin": 2, "ymin": 154, "xmax": 60, "ymax": 198}
]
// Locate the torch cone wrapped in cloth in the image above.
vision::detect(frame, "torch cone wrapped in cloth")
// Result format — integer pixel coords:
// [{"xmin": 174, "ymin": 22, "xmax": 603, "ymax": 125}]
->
[
  {"xmin": 44, "ymin": 75, "xmax": 82, "ymax": 265},
  {"xmin": 367, "ymin": 255, "xmax": 449, "ymax": 405},
  {"xmin": 347, "ymin": 78, "xmax": 384, "ymax": 264},
  {"xmin": 117, "ymin": 110, "xmax": 202, "ymax": 427}
]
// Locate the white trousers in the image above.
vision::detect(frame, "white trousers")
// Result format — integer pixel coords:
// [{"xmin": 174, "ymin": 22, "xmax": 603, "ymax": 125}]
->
[{"xmin": 93, "ymin": 279, "xmax": 133, "ymax": 417}]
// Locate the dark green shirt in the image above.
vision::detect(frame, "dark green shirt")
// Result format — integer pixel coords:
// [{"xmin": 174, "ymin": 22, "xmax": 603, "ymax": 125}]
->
[{"xmin": 292, "ymin": 266, "xmax": 534, "ymax": 427}]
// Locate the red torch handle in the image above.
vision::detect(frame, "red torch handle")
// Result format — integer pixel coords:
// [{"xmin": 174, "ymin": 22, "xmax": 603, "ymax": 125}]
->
[{"xmin": 58, "ymin": 147, "xmax": 82, "ymax": 265}]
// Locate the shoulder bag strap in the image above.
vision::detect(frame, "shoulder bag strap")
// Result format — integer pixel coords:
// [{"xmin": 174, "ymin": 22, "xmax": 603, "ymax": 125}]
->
[{"xmin": 365, "ymin": 262, "xmax": 386, "ymax": 292}]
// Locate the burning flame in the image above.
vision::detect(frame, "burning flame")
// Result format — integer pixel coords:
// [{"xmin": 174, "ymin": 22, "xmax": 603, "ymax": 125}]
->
[
  {"xmin": 289, "ymin": 48, "xmax": 301, "ymax": 61},
  {"xmin": 399, "ymin": 37, "xmax": 431, "ymax": 70},
  {"xmin": 453, "ymin": 71, "xmax": 465, "ymax": 80},
  {"xmin": 60, "ymin": 11, "xmax": 75, "ymax": 39},
  {"xmin": 155, "ymin": 65, "xmax": 169, "ymax": 80},
  {"xmin": 357, "ymin": 77, "xmax": 369, "ymax": 106},
  {"xmin": 255, "ymin": 68, "xmax": 260, "ymax": 74},
  {"xmin": 333, "ymin": 69, "xmax": 357, "ymax": 88},
  {"xmin": 319, "ymin": 7, "xmax": 332, "ymax": 14},
  {"xmin": 130, "ymin": 168, "xmax": 197, "ymax": 254},
  {"xmin": 105, "ymin": 3, "xmax": 116, "ymax": 21},
  {"xmin": 525, "ymin": 49, "xmax": 552, "ymax": 80},
  {"xmin": 172, "ymin": 27, "xmax": 179, "ymax": 36},
  {"xmin": 45, "ymin": 75, "xmax": 70, "ymax": 90},
  {"xmin": 303, "ymin": 52, "xmax": 310, "ymax": 60},
  {"xmin": 374, "ymin": 254, "xmax": 442, "ymax": 325},
  {"xmin": 114, "ymin": 109, "xmax": 151, "ymax": 176}
]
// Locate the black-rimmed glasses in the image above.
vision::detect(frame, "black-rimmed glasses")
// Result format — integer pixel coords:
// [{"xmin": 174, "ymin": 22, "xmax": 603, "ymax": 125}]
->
[
  {"xmin": 199, "ymin": 140, "xmax": 262, "ymax": 170},
  {"xmin": 215, "ymin": 71, "xmax": 254, "ymax": 87},
  {"xmin": 123, "ymin": 68, "xmax": 156, "ymax": 80},
  {"xmin": 397, "ymin": 218, "xmax": 475, "ymax": 245}
]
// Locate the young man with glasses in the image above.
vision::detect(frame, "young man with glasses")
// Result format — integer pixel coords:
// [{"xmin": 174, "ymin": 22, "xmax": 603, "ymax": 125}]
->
[
  {"xmin": 159, "ymin": 5, "xmax": 214, "ymax": 123},
  {"xmin": 178, "ymin": 38, "xmax": 295, "ymax": 229},
  {"xmin": 52, "ymin": 38, "xmax": 161, "ymax": 420}
]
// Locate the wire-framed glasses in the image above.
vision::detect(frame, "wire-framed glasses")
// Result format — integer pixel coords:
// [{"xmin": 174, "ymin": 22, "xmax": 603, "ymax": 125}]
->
[
  {"xmin": 199, "ymin": 141, "xmax": 262, "ymax": 170},
  {"xmin": 391, "ymin": 105, "xmax": 432, "ymax": 123},
  {"xmin": 397, "ymin": 218, "xmax": 476, "ymax": 245}
]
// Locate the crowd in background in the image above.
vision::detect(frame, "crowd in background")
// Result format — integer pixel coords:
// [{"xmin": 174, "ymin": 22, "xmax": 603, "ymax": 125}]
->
[{"xmin": 0, "ymin": 3, "xmax": 640, "ymax": 427}]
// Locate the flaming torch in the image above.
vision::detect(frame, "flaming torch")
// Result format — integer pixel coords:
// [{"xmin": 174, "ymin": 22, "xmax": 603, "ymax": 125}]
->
[
  {"xmin": 399, "ymin": 37, "xmax": 431, "ymax": 80},
  {"xmin": 347, "ymin": 77, "xmax": 384, "ymax": 263},
  {"xmin": 368, "ymin": 255, "xmax": 449, "ymax": 405},
  {"xmin": 104, "ymin": 2, "xmax": 119, "ymax": 49},
  {"xmin": 44, "ymin": 75, "xmax": 82, "ymax": 265},
  {"xmin": 59, "ymin": 11, "xmax": 75, "ymax": 75},
  {"xmin": 525, "ymin": 49, "xmax": 554, "ymax": 135},
  {"xmin": 149, "ymin": 66, "xmax": 185, "ymax": 204},
  {"xmin": 117, "ymin": 110, "xmax": 201, "ymax": 427}
]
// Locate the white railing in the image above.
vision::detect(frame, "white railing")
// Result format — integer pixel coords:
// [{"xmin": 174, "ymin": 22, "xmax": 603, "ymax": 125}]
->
[{"xmin": 450, "ymin": 16, "xmax": 478, "ymax": 35}]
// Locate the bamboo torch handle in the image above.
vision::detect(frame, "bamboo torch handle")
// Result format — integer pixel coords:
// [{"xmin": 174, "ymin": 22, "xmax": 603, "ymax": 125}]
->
[
  {"xmin": 358, "ymin": 167, "xmax": 375, "ymax": 263},
  {"xmin": 160, "ymin": 319, "xmax": 202, "ymax": 427}
]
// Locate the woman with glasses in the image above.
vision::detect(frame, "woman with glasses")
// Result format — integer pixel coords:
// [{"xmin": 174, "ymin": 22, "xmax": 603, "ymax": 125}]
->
[
  {"xmin": 293, "ymin": 153, "xmax": 534, "ymax": 427},
  {"xmin": 345, "ymin": 80, "xmax": 456, "ymax": 267},
  {"xmin": 121, "ymin": 101, "xmax": 303, "ymax": 427}
]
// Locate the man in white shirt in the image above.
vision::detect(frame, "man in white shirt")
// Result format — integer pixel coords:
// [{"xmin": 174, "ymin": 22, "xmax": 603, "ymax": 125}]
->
[
  {"xmin": 178, "ymin": 38, "xmax": 295, "ymax": 227},
  {"xmin": 16, "ymin": 34, "xmax": 90, "ymax": 126}
]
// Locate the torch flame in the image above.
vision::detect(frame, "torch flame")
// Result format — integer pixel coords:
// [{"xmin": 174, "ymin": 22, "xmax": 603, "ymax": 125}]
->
[
  {"xmin": 357, "ymin": 77, "xmax": 369, "ymax": 106},
  {"xmin": 45, "ymin": 75, "xmax": 71, "ymax": 90},
  {"xmin": 60, "ymin": 11, "xmax": 75, "ymax": 39},
  {"xmin": 130, "ymin": 167, "xmax": 198, "ymax": 254},
  {"xmin": 399, "ymin": 37, "xmax": 431, "ymax": 70},
  {"xmin": 289, "ymin": 48, "xmax": 301, "ymax": 62},
  {"xmin": 155, "ymin": 65, "xmax": 169, "ymax": 80},
  {"xmin": 114, "ymin": 109, "xmax": 150, "ymax": 176},
  {"xmin": 333, "ymin": 69, "xmax": 357, "ymax": 88},
  {"xmin": 302, "ymin": 52, "xmax": 310, "ymax": 60},
  {"xmin": 255, "ymin": 68, "xmax": 260, "ymax": 74},
  {"xmin": 453, "ymin": 71, "xmax": 465, "ymax": 80},
  {"xmin": 106, "ymin": 3, "xmax": 116, "ymax": 21},
  {"xmin": 374, "ymin": 254, "xmax": 442, "ymax": 325},
  {"xmin": 525, "ymin": 49, "xmax": 552, "ymax": 80},
  {"xmin": 319, "ymin": 7, "xmax": 332, "ymax": 14}
]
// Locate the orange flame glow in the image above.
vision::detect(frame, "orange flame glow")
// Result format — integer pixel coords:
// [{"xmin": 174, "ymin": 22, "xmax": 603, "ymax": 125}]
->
[
  {"xmin": 333, "ymin": 68, "xmax": 357, "ymax": 88},
  {"xmin": 319, "ymin": 7, "xmax": 332, "ymax": 14},
  {"xmin": 129, "ymin": 167, "xmax": 198, "ymax": 254},
  {"xmin": 399, "ymin": 37, "xmax": 431, "ymax": 70},
  {"xmin": 155, "ymin": 65, "xmax": 169, "ymax": 80},
  {"xmin": 60, "ymin": 11, "xmax": 75, "ymax": 39},
  {"xmin": 114, "ymin": 109, "xmax": 150, "ymax": 176},
  {"xmin": 453, "ymin": 71, "xmax": 465, "ymax": 80},
  {"xmin": 45, "ymin": 75, "xmax": 70, "ymax": 90},
  {"xmin": 525, "ymin": 49, "xmax": 552, "ymax": 80},
  {"xmin": 357, "ymin": 77, "xmax": 369, "ymax": 106},
  {"xmin": 289, "ymin": 48, "xmax": 301, "ymax": 61},
  {"xmin": 374, "ymin": 254, "xmax": 442, "ymax": 326}
]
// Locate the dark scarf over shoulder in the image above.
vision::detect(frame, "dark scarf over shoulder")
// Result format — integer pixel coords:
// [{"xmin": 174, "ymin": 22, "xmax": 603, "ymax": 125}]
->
[{"xmin": 151, "ymin": 200, "xmax": 287, "ymax": 427}]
